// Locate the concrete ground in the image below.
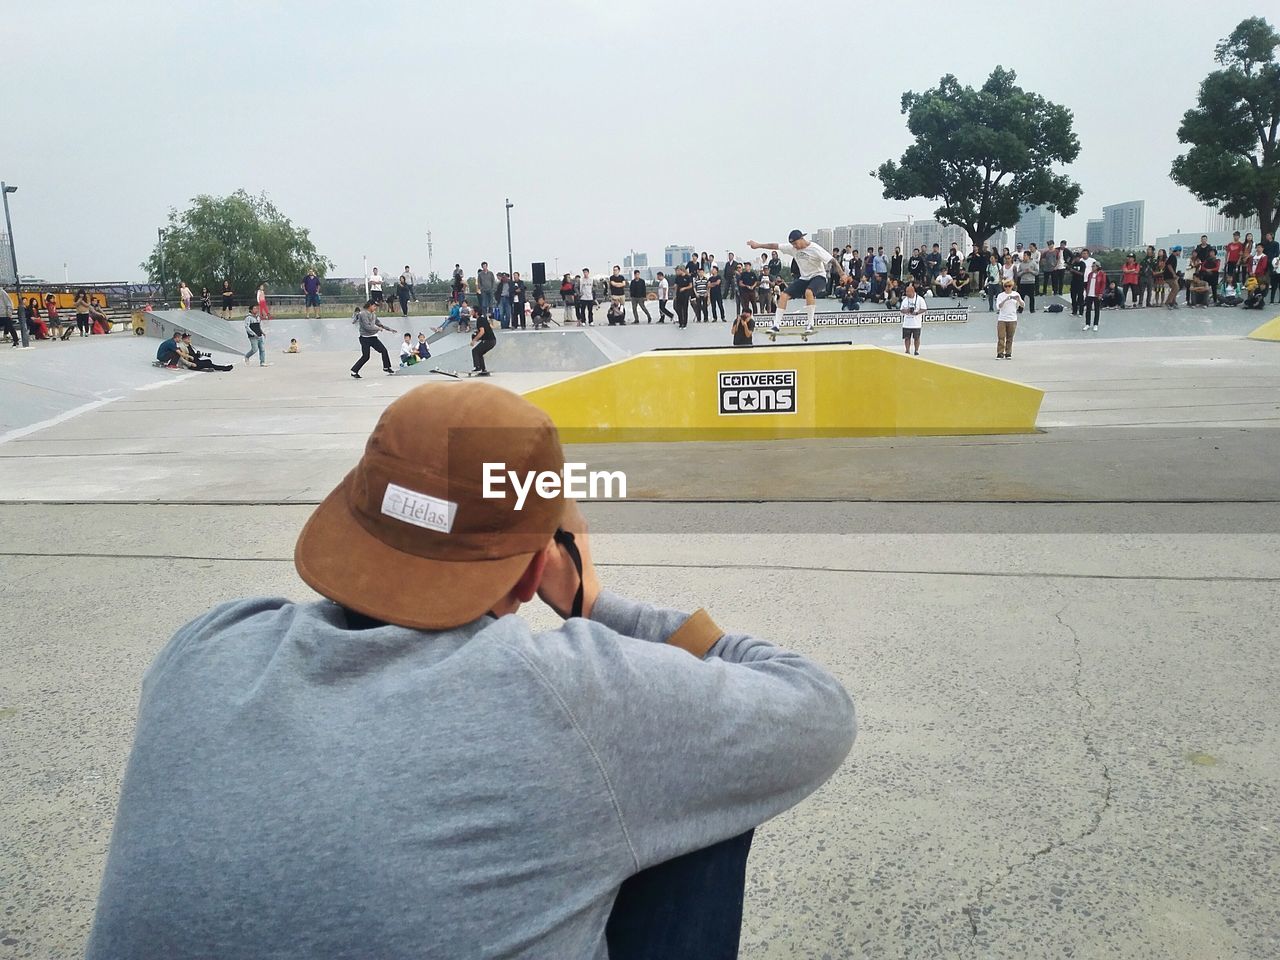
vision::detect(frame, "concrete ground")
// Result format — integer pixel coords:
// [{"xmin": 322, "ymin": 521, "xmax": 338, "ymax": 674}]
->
[{"xmin": 1, "ymin": 315, "xmax": 1278, "ymax": 959}]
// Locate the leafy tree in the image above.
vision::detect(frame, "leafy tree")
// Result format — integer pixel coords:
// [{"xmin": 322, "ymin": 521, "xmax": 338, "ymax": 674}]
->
[
  {"xmin": 875, "ymin": 68, "xmax": 1082, "ymax": 251},
  {"xmin": 1171, "ymin": 17, "xmax": 1280, "ymax": 237},
  {"xmin": 142, "ymin": 190, "xmax": 333, "ymax": 299}
]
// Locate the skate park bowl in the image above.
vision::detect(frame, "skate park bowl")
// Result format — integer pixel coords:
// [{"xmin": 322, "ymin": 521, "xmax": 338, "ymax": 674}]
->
[
  {"xmin": 1246, "ymin": 314, "xmax": 1280, "ymax": 342},
  {"xmin": 521, "ymin": 344, "xmax": 1045, "ymax": 443}
]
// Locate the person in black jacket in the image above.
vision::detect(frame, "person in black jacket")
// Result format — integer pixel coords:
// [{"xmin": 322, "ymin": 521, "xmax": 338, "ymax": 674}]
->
[
  {"xmin": 470, "ymin": 311, "xmax": 496, "ymax": 375},
  {"xmin": 628, "ymin": 271, "xmax": 651, "ymax": 323},
  {"xmin": 511, "ymin": 272, "xmax": 528, "ymax": 329},
  {"xmin": 1068, "ymin": 250, "xmax": 1086, "ymax": 316},
  {"xmin": 708, "ymin": 266, "xmax": 725, "ymax": 321},
  {"xmin": 673, "ymin": 266, "xmax": 694, "ymax": 328}
]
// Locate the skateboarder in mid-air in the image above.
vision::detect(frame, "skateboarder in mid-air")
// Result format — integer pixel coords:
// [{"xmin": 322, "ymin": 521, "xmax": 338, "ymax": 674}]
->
[{"xmin": 747, "ymin": 230, "xmax": 845, "ymax": 333}]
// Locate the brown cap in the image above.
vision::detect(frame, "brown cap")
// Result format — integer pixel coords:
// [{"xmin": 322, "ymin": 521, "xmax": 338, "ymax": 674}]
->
[{"xmin": 295, "ymin": 382, "xmax": 566, "ymax": 629}]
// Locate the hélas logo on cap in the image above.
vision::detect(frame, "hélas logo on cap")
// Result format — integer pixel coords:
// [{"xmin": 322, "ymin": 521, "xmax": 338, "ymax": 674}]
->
[{"xmin": 381, "ymin": 482, "xmax": 457, "ymax": 533}]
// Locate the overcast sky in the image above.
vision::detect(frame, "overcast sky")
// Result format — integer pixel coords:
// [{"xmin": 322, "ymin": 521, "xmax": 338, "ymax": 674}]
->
[{"xmin": 7, "ymin": 1, "xmax": 1270, "ymax": 283}]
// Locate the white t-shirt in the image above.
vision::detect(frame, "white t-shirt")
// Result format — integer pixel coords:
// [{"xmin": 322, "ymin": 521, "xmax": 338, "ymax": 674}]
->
[
  {"xmin": 657, "ymin": 277, "xmax": 669, "ymax": 299},
  {"xmin": 899, "ymin": 294, "xmax": 927, "ymax": 329},
  {"xmin": 777, "ymin": 240, "xmax": 834, "ymax": 280},
  {"xmin": 1079, "ymin": 257, "xmax": 1098, "ymax": 282},
  {"xmin": 578, "ymin": 277, "xmax": 594, "ymax": 302},
  {"xmin": 369, "ymin": 274, "xmax": 383, "ymax": 291},
  {"xmin": 995, "ymin": 290, "xmax": 1021, "ymax": 321},
  {"xmin": 1001, "ymin": 263, "xmax": 1016, "ymax": 282},
  {"xmin": 935, "ymin": 273, "xmax": 954, "ymax": 290}
]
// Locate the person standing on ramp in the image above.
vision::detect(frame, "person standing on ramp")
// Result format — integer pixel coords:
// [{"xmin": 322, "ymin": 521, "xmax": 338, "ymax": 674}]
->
[
  {"xmin": 747, "ymin": 230, "xmax": 845, "ymax": 334},
  {"xmin": 470, "ymin": 309, "xmax": 496, "ymax": 377},
  {"xmin": 350, "ymin": 300, "xmax": 397, "ymax": 379}
]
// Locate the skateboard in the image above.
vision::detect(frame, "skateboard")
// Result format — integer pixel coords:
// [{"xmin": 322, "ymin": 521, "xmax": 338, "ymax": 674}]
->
[
  {"xmin": 429, "ymin": 368, "xmax": 460, "ymax": 378},
  {"xmin": 766, "ymin": 328, "xmax": 816, "ymax": 342}
]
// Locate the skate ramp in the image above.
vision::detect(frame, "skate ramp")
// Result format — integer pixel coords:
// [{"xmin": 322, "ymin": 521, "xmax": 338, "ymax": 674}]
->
[
  {"xmin": 522, "ymin": 343, "xmax": 1044, "ymax": 443},
  {"xmin": 1246, "ymin": 314, "xmax": 1280, "ymax": 342},
  {"xmin": 257, "ymin": 315, "xmax": 448, "ymax": 352},
  {"xmin": 403, "ymin": 329, "xmax": 611, "ymax": 375},
  {"xmin": 140, "ymin": 310, "xmax": 244, "ymax": 356}
]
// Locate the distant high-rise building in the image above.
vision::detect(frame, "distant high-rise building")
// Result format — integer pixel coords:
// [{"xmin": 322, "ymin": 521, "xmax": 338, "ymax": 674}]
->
[
  {"xmin": 0, "ymin": 233, "xmax": 14, "ymax": 284},
  {"xmin": 664, "ymin": 244, "xmax": 695, "ymax": 268},
  {"xmin": 850, "ymin": 223, "xmax": 882, "ymax": 253},
  {"xmin": 1015, "ymin": 205, "xmax": 1056, "ymax": 249},
  {"xmin": 1204, "ymin": 207, "xmax": 1259, "ymax": 236},
  {"xmin": 984, "ymin": 228, "xmax": 1010, "ymax": 251},
  {"xmin": 1102, "ymin": 200, "xmax": 1144, "ymax": 250},
  {"xmin": 813, "ymin": 228, "xmax": 834, "ymax": 252},
  {"xmin": 832, "ymin": 225, "xmax": 853, "ymax": 251},
  {"xmin": 623, "ymin": 252, "xmax": 649, "ymax": 273},
  {"xmin": 1085, "ymin": 219, "xmax": 1105, "ymax": 250}
]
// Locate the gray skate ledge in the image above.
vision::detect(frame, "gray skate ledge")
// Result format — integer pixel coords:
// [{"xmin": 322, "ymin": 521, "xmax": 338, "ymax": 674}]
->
[{"xmin": 403, "ymin": 328, "xmax": 611, "ymax": 375}]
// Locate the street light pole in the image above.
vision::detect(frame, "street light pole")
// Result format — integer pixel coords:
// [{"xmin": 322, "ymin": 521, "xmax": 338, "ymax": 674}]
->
[
  {"xmin": 2, "ymin": 182, "xmax": 28, "ymax": 348},
  {"xmin": 505, "ymin": 199, "xmax": 514, "ymax": 280}
]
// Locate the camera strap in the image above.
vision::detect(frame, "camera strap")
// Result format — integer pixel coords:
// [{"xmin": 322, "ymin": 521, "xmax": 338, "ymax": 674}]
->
[{"xmin": 553, "ymin": 528, "xmax": 585, "ymax": 620}]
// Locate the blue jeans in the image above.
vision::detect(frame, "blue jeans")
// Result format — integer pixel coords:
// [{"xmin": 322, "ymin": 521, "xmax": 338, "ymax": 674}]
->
[
  {"xmin": 480, "ymin": 291, "xmax": 494, "ymax": 315},
  {"xmin": 605, "ymin": 830, "xmax": 753, "ymax": 960},
  {"xmin": 244, "ymin": 336, "xmax": 265, "ymax": 364},
  {"xmin": 498, "ymin": 298, "xmax": 512, "ymax": 328}
]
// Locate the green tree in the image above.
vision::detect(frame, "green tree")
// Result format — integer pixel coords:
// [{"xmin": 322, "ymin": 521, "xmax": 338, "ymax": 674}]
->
[
  {"xmin": 1171, "ymin": 17, "xmax": 1280, "ymax": 237},
  {"xmin": 874, "ymin": 68, "xmax": 1082, "ymax": 250},
  {"xmin": 142, "ymin": 190, "xmax": 333, "ymax": 299}
]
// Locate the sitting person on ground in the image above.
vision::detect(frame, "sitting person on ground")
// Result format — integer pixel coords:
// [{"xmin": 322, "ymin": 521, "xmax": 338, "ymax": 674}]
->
[
  {"xmin": 399, "ymin": 332, "xmax": 419, "ymax": 366},
  {"xmin": 155, "ymin": 332, "xmax": 192, "ymax": 369},
  {"xmin": 838, "ymin": 276, "xmax": 860, "ymax": 310},
  {"xmin": 178, "ymin": 332, "xmax": 233, "ymax": 371},
  {"xmin": 1103, "ymin": 280, "xmax": 1126, "ymax": 309},
  {"xmin": 606, "ymin": 299, "xmax": 627, "ymax": 325},
  {"xmin": 953, "ymin": 268, "xmax": 971, "ymax": 299},
  {"xmin": 284, "ymin": 338, "xmax": 300, "ymax": 354},
  {"xmin": 89, "ymin": 303, "xmax": 112, "ymax": 334},
  {"xmin": 85, "ymin": 384, "xmax": 856, "ymax": 960},
  {"xmin": 932, "ymin": 268, "xmax": 955, "ymax": 298},
  {"xmin": 732, "ymin": 308, "xmax": 754, "ymax": 346},
  {"xmin": 1188, "ymin": 275, "xmax": 1211, "ymax": 307},
  {"xmin": 415, "ymin": 332, "xmax": 431, "ymax": 361},
  {"xmin": 856, "ymin": 275, "xmax": 872, "ymax": 304},
  {"xmin": 884, "ymin": 276, "xmax": 903, "ymax": 310},
  {"xmin": 530, "ymin": 295, "xmax": 553, "ymax": 329}
]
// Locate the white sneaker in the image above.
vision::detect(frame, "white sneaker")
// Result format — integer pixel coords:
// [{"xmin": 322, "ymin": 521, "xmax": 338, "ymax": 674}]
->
[{"xmin": 1082, "ymin": 323, "xmax": 1089, "ymax": 331}]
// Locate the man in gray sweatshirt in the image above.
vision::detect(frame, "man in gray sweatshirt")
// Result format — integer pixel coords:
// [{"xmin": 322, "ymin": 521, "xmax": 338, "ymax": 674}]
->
[
  {"xmin": 476, "ymin": 261, "xmax": 497, "ymax": 317},
  {"xmin": 86, "ymin": 382, "xmax": 856, "ymax": 960}
]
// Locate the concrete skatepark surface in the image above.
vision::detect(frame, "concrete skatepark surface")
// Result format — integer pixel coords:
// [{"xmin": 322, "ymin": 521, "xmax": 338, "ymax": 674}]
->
[{"xmin": 2, "ymin": 307, "xmax": 1279, "ymax": 958}]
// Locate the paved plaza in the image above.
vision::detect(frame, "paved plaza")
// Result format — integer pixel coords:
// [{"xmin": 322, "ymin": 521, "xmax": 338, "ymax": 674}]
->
[{"xmin": 1, "ymin": 307, "xmax": 1278, "ymax": 958}]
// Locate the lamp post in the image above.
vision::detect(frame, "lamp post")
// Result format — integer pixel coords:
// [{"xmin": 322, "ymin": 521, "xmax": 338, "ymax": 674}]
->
[
  {"xmin": 504, "ymin": 198, "xmax": 514, "ymax": 280},
  {"xmin": 2, "ymin": 182, "xmax": 28, "ymax": 348}
]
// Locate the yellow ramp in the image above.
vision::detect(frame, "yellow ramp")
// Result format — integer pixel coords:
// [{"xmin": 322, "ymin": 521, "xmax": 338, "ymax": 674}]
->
[
  {"xmin": 522, "ymin": 345, "xmax": 1043, "ymax": 443},
  {"xmin": 1247, "ymin": 315, "xmax": 1280, "ymax": 342}
]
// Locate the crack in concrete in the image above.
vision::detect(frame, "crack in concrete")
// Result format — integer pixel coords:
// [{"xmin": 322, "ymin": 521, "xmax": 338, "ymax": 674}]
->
[{"xmin": 961, "ymin": 599, "xmax": 1114, "ymax": 946}]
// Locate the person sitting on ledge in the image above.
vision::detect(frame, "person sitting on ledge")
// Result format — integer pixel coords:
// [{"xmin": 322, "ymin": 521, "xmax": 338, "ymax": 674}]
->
[{"xmin": 85, "ymin": 383, "xmax": 856, "ymax": 960}]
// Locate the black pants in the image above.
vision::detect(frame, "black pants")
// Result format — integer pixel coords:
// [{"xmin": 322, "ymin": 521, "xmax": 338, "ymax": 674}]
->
[
  {"xmin": 1070, "ymin": 280, "xmax": 1085, "ymax": 315},
  {"xmin": 352, "ymin": 335, "xmax": 392, "ymax": 373},
  {"xmin": 1124, "ymin": 282, "xmax": 1140, "ymax": 306},
  {"xmin": 1017, "ymin": 282, "xmax": 1036, "ymax": 313},
  {"xmin": 513, "ymin": 301, "xmax": 526, "ymax": 328},
  {"xmin": 1085, "ymin": 296, "xmax": 1101, "ymax": 326},
  {"xmin": 194, "ymin": 357, "xmax": 233, "ymax": 372},
  {"xmin": 1052, "ymin": 269, "xmax": 1066, "ymax": 295},
  {"xmin": 472, "ymin": 338, "xmax": 495, "ymax": 372},
  {"xmin": 693, "ymin": 296, "xmax": 708, "ymax": 322},
  {"xmin": 1272, "ymin": 279, "xmax": 1279, "ymax": 303},
  {"xmin": 1203, "ymin": 272, "xmax": 1219, "ymax": 303},
  {"xmin": 675, "ymin": 293, "xmax": 691, "ymax": 327},
  {"xmin": 77, "ymin": 314, "xmax": 90, "ymax": 334},
  {"xmin": 606, "ymin": 831, "xmax": 754, "ymax": 960},
  {"xmin": 709, "ymin": 290, "xmax": 724, "ymax": 320},
  {"xmin": 658, "ymin": 299, "xmax": 673, "ymax": 322},
  {"xmin": 576, "ymin": 300, "xmax": 595, "ymax": 324},
  {"xmin": 1, "ymin": 317, "xmax": 17, "ymax": 346},
  {"xmin": 398, "ymin": 295, "xmax": 410, "ymax": 315}
]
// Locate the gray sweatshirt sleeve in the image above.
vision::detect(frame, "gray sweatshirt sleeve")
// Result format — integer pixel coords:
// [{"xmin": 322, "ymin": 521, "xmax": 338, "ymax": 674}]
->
[{"xmin": 525, "ymin": 593, "xmax": 856, "ymax": 871}]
